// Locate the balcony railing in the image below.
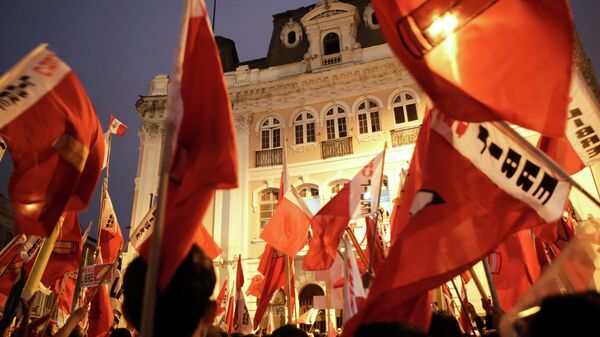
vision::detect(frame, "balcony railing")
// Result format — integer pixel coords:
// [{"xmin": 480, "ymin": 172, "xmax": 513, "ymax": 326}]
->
[
  {"xmin": 321, "ymin": 53, "xmax": 341, "ymax": 66},
  {"xmin": 321, "ymin": 137, "xmax": 353, "ymax": 159},
  {"xmin": 390, "ymin": 125, "xmax": 420, "ymax": 147},
  {"xmin": 255, "ymin": 148, "xmax": 282, "ymax": 167}
]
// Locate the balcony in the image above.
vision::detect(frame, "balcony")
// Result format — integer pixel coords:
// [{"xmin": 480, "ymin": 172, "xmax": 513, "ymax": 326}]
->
[
  {"xmin": 390, "ymin": 125, "xmax": 420, "ymax": 147},
  {"xmin": 255, "ymin": 148, "xmax": 282, "ymax": 167},
  {"xmin": 321, "ymin": 53, "xmax": 341, "ymax": 66},
  {"xmin": 321, "ymin": 137, "xmax": 353, "ymax": 159}
]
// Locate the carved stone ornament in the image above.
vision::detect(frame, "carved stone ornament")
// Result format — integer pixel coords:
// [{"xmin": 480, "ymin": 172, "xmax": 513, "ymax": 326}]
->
[
  {"xmin": 234, "ymin": 113, "xmax": 254, "ymax": 132},
  {"xmin": 144, "ymin": 123, "xmax": 165, "ymax": 139}
]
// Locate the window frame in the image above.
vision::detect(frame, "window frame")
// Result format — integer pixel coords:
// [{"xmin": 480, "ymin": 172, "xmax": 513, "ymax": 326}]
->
[
  {"xmin": 260, "ymin": 116, "xmax": 282, "ymax": 150},
  {"xmin": 391, "ymin": 91, "xmax": 419, "ymax": 127},
  {"xmin": 293, "ymin": 111, "xmax": 317, "ymax": 145},
  {"xmin": 324, "ymin": 105, "xmax": 348, "ymax": 140},
  {"xmin": 259, "ymin": 188, "xmax": 280, "ymax": 229},
  {"xmin": 356, "ymin": 99, "xmax": 381, "ymax": 135}
]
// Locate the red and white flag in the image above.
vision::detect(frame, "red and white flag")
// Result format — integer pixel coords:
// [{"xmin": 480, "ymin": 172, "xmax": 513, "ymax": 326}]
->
[
  {"xmin": 215, "ymin": 278, "xmax": 228, "ymax": 319},
  {"xmin": 372, "ymin": 0, "xmax": 573, "ymax": 137},
  {"xmin": 100, "ymin": 192, "xmax": 119, "ymax": 234},
  {"xmin": 139, "ymin": 0, "xmax": 238, "ymax": 290},
  {"xmin": 260, "ymin": 185, "xmax": 313, "ymax": 257},
  {"xmin": 99, "ymin": 192, "xmax": 124, "ymax": 263},
  {"xmin": 341, "ymin": 108, "xmax": 568, "ymax": 336},
  {"xmin": 538, "ymin": 67, "xmax": 600, "ymax": 175},
  {"xmin": 342, "ymin": 236, "xmax": 366, "ymax": 324},
  {"xmin": 245, "ymin": 274, "xmax": 264, "ymax": 298},
  {"xmin": 0, "ymin": 44, "xmax": 104, "ymax": 237},
  {"xmin": 108, "ymin": 115, "xmax": 127, "ymax": 136},
  {"xmin": 304, "ymin": 150, "xmax": 385, "ymax": 270}
]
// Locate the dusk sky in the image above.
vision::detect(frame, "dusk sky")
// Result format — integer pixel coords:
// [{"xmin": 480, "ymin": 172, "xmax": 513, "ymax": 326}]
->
[{"xmin": 0, "ymin": 1, "xmax": 599, "ymax": 240}]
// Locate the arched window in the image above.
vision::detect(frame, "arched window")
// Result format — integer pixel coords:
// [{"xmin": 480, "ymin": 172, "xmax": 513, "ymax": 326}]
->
[
  {"xmin": 260, "ymin": 116, "xmax": 282, "ymax": 150},
  {"xmin": 288, "ymin": 31, "xmax": 297, "ymax": 45},
  {"xmin": 259, "ymin": 188, "xmax": 279, "ymax": 229},
  {"xmin": 330, "ymin": 179, "xmax": 350, "ymax": 198},
  {"xmin": 323, "ymin": 32, "xmax": 340, "ymax": 55},
  {"xmin": 357, "ymin": 99, "xmax": 381, "ymax": 134},
  {"xmin": 299, "ymin": 184, "xmax": 320, "ymax": 199},
  {"xmin": 392, "ymin": 92, "xmax": 419, "ymax": 126},
  {"xmin": 294, "ymin": 111, "xmax": 316, "ymax": 145},
  {"xmin": 325, "ymin": 106, "xmax": 348, "ymax": 140}
]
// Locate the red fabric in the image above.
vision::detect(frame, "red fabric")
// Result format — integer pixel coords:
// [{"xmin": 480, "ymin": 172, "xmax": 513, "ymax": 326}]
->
[
  {"xmin": 108, "ymin": 115, "xmax": 127, "ymax": 136},
  {"xmin": 139, "ymin": 0, "xmax": 237, "ymax": 290},
  {"xmin": 37, "ymin": 212, "xmax": 83, "ymax": 286},
  {"xmin": 253, "ymin": 246, "xmax": 286, "ymax": 329},
  {"xmin": 2, "ymin": 70, "xmax": 104, "ymax": 237},
  {"xmin": 236, "ymin": 256, "xmax": 244, "ymax": 291},
  {"xmin": 538, "ymin": 136, "xmax": 585, "ymax": 175},
  {"xmin": 364, "ymin": 215, "xmax": 386, "ymax": 273},
  {"xmin": 246, "ymin": 274, "xmax": 264, "ymax": 298},
  {"xmin": 225, "ymin": 294, "xmax": 235, "ymax": 334},
  {"xmin": 215, "ymin": 279, "xmax": 228, "ymax": 317},
  {"xmin": 52, "ymin": 273, "xmax": 77, "ymax": 314},
  {"xmin": 303, "ymin": 186, "xmax": 350, "ymax": 270},
  {"xmin": 87, "ymin": 284, "xmax": 113, "ymax": 337},
  {"xmin": 342, "ymin": 112, "xmax": 543, "ymax": 336},
  {"xmin": 100, "ymin": 224, "xmax": 124, "ymax": 264},
  {"xmin": 533, "ymin": 202, "xmax": 575, "ymax": 258},
  {"xmin": 372, "ymin": 0, "xmax": 573, "ymax": 136},
  {"xmin": 490, "ymin": 230, "xmax": 541, "ymax": 311},
  {"xmin": 260, "ymin": 192, "xmax": 312, "ymax": 257},
  {"xmin": 0, "ymin": 236, "xmax": 26, "ymax": 296}
]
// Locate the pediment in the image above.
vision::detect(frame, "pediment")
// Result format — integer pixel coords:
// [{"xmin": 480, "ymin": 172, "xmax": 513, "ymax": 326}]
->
[{"xmin": 301, "ymin": 1, "xmax": 357, "ymax": 23}]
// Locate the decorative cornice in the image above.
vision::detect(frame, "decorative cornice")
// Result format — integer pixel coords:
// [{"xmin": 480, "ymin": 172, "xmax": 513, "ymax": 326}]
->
[
  {"xmin": 234, "ymin": 113, "xmax": 254, "ymax": 133},
  {"xmin": 229, "ymin": 58, "xmax": 407, "ymax": 112},
  {"xmin": 142, "ymin": 122, "xmax": 166, "ymax": 140},
  {"xmin": 136, "ymin": 95, "xmax": 167, "ymax": 121}
]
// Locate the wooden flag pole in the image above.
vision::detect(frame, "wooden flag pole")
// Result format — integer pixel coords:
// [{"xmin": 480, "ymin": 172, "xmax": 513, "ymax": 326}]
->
[
  {"xmin": 368, "ymin": 143, "xmax": 387, "ymax": 276},
  {"xmin": 96, "ymin": 133, "xmax": 112, "ymax": 259},
  {"xmin": 284, "ymin": 254, "xmax": 293, "ymax": 324},
  {"xmin": 344, "ymin": 227, "xmax": 369, "ymax": 269},
  {"xmin": 468, "ymin": 267, "xmax": 489, "ymax": 300},
  {"xmin": 449, "ymin": 278, "xmax": 477, "ymax": 333},
  {"xmin": 495, "ymin": 120, "xmax": 600, "ymax": 208},
  {"xmin": 22, "ymin": 216, "xmax": 64, "ymax": 301},
  {"xmin": 71, "ymin": 244, "xmax": 90, "ymax": 312}
]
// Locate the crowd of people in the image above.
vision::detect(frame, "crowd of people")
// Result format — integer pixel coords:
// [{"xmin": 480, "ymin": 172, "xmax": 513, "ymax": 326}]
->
[{"xmin": 64, "ymin": 244, "xmax": 594, "ymax": 337}]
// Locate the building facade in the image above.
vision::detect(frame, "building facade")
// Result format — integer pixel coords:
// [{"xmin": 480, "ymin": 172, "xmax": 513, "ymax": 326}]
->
[{"xmin": 129, "ymin": 0, "xmax": 600, "ymax": 330}]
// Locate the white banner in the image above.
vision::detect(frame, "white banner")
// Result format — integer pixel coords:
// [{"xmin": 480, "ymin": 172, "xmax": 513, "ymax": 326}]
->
[
  {"xmin": 565, "ymin": 68, "xmax": 600, "ymax": 167},
  {"xmin": 20, "ymin": 236, "xmax": 42, "ymax": 263},
  {"xmin": 80, "ymin": 263, "xmax": 115, "ymax": 288},
  {"xmin": 430, "ymin": 108, "xmax": 571, "ymax": 222},
  {"xmin": 0, "ymin": 44, "xmax": 71, "ymax": 128},
  {"xmin": 349, "ymin": 150, "xmax": 385, "ymax": 219},
  {"xmin": 130, "ymin": 206, "xmax": 156, "ymax": 250}
]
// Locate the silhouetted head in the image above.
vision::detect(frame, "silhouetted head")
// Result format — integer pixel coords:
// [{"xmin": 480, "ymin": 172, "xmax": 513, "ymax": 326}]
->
[
  {"xmin": 354, "ymin": 322, "xmax": 429, "ymax": 337},
  {"xmin": 122, "ymin": 244, "xmax": 217, "ymax": 337},
  {"xmin": 429, "ymin": 311, "xmax": 461, "ymax": 337},
  {"xmin": 271, "ymin": 324, "xmax": 309, "ymax": 337},
  {"xmin": 527, "ymin": 290, "xmax": 600, "ymax": 337}
]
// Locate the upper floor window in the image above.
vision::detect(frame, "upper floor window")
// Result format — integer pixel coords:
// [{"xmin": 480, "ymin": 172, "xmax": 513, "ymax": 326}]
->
[
  {"xmin": 299, "ymin": 184, "xmax": 320, "ymax": 199},
  {"xmin": 325, "ymin": 106, "xmax": 348, "ymax": 140},
  {"xmin": 294, "ymin": 112, "xmax": 316, "ymax": 145},
  {"xmin": 259, "ymin": 188, "xmax": 279, "ymax": 229},
  {"xmin": 261, "ymin": 116, "xmax": 282, "ymax": 150},
  {"xmin": 330, "ymin": 179, "xmax": 350, "ymax": 198},
  {"xmin": 357, "ymin": 99, "xmax": 381, "ymax": 134},
  {"xmin": 323, "ymin": 32, "xmax": 340, "ymax": 55},
  {"xmin": 363, "ymin": 3, "xmax": 380, "ymax": 30},
  {"xmin": 392, "ymin": 92, "xmax": 419, "ymax": 126}
]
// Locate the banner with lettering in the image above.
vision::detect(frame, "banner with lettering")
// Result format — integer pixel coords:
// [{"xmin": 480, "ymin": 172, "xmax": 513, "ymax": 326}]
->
[
  {"xmin": 564, "ymin": 68, "xmax": 600, "ymax": 167},
  {"xmin": 349, "ymin": 150, "xmax": 385, "ymax": 219},
  {"xmin": 80, "ymin": 263, "xmax": 115, "ymax": 288},
  {"xmin": 430, "ymin": 108, "xmax": 571, "ymax": 222},
  {"xmin": 130, "ymin": 206, "xmax": 156, "ymax": 251}
]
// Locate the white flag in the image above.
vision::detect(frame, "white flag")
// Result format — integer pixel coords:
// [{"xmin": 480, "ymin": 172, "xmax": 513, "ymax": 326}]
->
[
  {"xmin": 236, "ymin": 292, "xmax": 253, "ymax": 334},
  {"xmin": 342, "ymin": 236, "xmax": 365, "ymax": 324},
  {"xmin": 130, "ymin": 206, "xmax": 156, "ymax": 250},
  {"xmin": 20, "ymin": 236, "xmax": 43, "ymax": 263},
  {"xmin": 349, "ymin": 150, "xmax": 385, "ymax": 219},
  {"xmin": 100, "ymin": 192, "xmax": 119, "ymax": 234}
]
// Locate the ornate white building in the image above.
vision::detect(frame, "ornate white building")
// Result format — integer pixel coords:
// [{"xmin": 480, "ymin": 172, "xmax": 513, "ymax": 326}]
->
[{"xmin": 129, "ymin": 0, "xmax": 600, "ymax": 331}]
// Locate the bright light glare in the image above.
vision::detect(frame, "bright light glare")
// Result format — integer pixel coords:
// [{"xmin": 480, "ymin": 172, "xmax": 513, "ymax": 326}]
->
[
  {"xmin": 363, "ymin": 191, "xmax": 372, "ymax": 200},
  {"xmin": 428, "ymin": 13, "xmax": 458, "ymax": 38}
]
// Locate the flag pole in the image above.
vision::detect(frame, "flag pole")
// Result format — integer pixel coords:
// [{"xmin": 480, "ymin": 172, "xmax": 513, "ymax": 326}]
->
[
  {"xmin": 482, "ymin": 258, "xmax": 504, "ymax": 315},
  {"xmin": 95, "ymin": 133, "xmax": 112, "ymax": 259},
  {"xmin": 344, "ymin": 228, "xmax": 369, "ymax": 269},
  {"xmin": 284, "ymin": 254, "xmax": 293, "ymax": 324},
  {"xmin": 71, "ymin": 243, "xmax": 90, "ymax": 312},
  {"xmin": 368, "ymin": 143, "xmax": 387, "ymax": 276},
  {"xmin": 494, "ymin": 121, "xmax": 600, "ymax": 208},
  {"xmin": 21, "ymin": 215, "xmax": 64, "ymax": 301},
  {"xmin": 449, "ymin": 278, "xmax": 477, "ymax": 333}
]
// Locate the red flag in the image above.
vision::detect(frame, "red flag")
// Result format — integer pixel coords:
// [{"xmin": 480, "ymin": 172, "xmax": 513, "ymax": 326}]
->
[
  {"xmin": 537, "ymin": 136, "xmax": 584, "ymax": 175},
  {"xmin": 38, "ymin": 212, "xmax": 84, "ymax": 286},
  {"xmin": 0, "ymin": 235, "xmax": 27, "ymax": 296},
  {"xmin": 372, "ymin": 0, "xmax": 573, "ymax": 136},
  {"xmin": 490, "ymin": 230, "xmax": 541, "ymax": 311},
  {"xmin": 99, "ymin": 193, "xmax": 124, "ymax": 263},
  {"xmin": 215, "ymin": 279, "xmax": 228, "ymax": 318},
  {"xmin": 236, "ymin": 255, "xmax": 244, "ymax": 291},
  {"xmin": 108, "ymin": 115, "xmax": 127, "ymax": 136},
  {"xmin": 139, "ymin": 0, "xmax": 237, "ymax": 290},
  {"xmin": 304, "ymin": 150, "xmax": 385, "ymax": 270},
  {"xmin": 364, "ymin": 215, "xmax": 387, "ymax": 273},
  {"xmin": 260, "ymin": 186, "xmax": 313, "ymax": 257},
  {"xmin": 253, "ymin": 246, "xmax": 286, "ymax": 329},
  {"xmin": 342, "ymin": 109, "xmax": 557, "ymax": 335},
  {"xmin": 0, "ymin": 45, "xmax": 105, "ymax": 237},
  {"xmin": 52, "ymin": 272, "xmax": 77, "ymax": 315},
  {"xmin": 87, "ymin": 284, "xmax": 113, "ymax": 337},
  {"xmin": 245, "ymin": 274, "xmax": 264, "ymax": 298}
]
